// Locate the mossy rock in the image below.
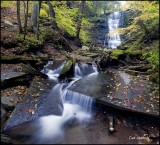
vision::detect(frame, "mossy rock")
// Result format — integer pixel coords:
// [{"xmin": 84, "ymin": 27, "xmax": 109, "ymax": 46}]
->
[
  {"xmin": 59, "ymin": 59, "xmax": 75, "ymax": 79},
  {"xmin": 110, "ymin": 50, "xmax": 124, "ymax": 60}
]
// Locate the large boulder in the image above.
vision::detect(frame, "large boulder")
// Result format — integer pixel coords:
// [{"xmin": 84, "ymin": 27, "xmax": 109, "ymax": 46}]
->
[
  {"xmin": 69, "ymin": 70, "xmax": 159, "ymax": 118},
  {"xmin": 2, "ymin": 76, "xmax": 63, "ymax": 131},
  {"xmin": 59, "ymin": 59, "xmax": 75, "ymax": 79}
]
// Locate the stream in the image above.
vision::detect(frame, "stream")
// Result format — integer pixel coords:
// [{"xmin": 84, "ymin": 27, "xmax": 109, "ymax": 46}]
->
[{"xmin": 6, "ymin": 62, "xmax": 158, "ymax": 144}]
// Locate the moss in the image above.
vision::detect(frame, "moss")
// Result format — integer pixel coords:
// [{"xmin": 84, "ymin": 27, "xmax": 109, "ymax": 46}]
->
[
  {"xmin": 1, "ymin": 1, "xmax": 11, "ymax": 8},
  {"xmin": 125, "ymin": 48, "xmax": 142, "ymax": 56},
  {"xmin": 2, "ymin": 32, "xmax": 18, "ymax": 48},
  {"xmin": 40, "ymin": 9, "xmax": 48, "ymax": 18},
  {"xmin": 110, "ymin": 49, "xmax": 124, "ymax": 60},
  {"xmin": 150, "ymin": 73, "xmax": 159, "ymax": 84},
  {"xmin": 60, "ymin": 60, "xmax": 73, "ymax": 76}
]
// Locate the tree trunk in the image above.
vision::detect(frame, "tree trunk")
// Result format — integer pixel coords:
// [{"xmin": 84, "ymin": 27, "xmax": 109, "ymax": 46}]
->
[
  {"xmin": 17, "ymin": 1, "xmax": 23, "ymax": 33},
  {"xmin": 137, "ymin": 20, "xmax": 149, "ymax": 39},
  {"xmin": 103, "ymin": 5, "xmax": 106, "ymax": 14},
  {"xmin": 23, "ymin": 1, "xmax": 28, "ymax": 39},
  {"xmin": 30, "ymin": 1, "xmax": 38, "ymax": 33},
  {"xmin": 76, "ymin": 1, "xmax": 85, "ymax": 39},
  {"xmin": 66, "ymin": 1, "xmax": 72, "ymax": 8},
  {"xmin": 47, "ymin": 1, "xmax": 59, "ymax": 30},
  {"xmin": 36, "ymin": 1, "xmax": 41, "ymax": 39}
]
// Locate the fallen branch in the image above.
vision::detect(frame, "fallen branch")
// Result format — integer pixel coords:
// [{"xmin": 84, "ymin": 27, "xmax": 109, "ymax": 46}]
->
[
  {"xmin": 124, "ymin": 69, "xmax": 150, "ymax": 75},
  {"xmin": 128, "ymin": 65, "xmax": 152, "ymax": 72}
]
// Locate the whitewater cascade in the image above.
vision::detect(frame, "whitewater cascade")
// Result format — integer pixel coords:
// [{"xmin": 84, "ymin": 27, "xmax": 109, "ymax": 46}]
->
[
  {"xmin": 38, "ymin": 62, "xmax": 98, "ymax": 142},
  {"xmin": 107, "ymin": 11, "xmax": 122, "ymax": 49}
]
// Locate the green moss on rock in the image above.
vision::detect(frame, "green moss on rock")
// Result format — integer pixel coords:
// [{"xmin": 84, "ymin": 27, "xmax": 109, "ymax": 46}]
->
[{"xmin": 110, "ymin": 49, "xmax": 124, "ymax": 60}]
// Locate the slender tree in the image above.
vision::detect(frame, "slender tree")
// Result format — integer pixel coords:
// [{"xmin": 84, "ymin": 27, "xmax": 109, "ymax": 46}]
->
[
  {"xmin": 23, "ymin": 1, "xmax": 28, "ymax": 39},
  {"xmin": 47, "ymin": 1, "xmax": 59, "ymax": 30},
  {"xmin": 30, "ymin": 1, "xmax": 41, "ymax": 39},
  {"xmin": 30, "ymin": 1, "xmax": 38, "ymax": 33},
  {"xmin": 17, "ymin": 1, "xmax": 23, "ymax": 33},
  {"xmin": 76, "ymin": 1, "xmax": 85, "ymax": 39}
]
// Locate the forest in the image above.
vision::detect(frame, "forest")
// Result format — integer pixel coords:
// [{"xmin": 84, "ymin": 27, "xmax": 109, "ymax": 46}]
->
[{"xmin": 1, "ymin": 1, "xmax": 159, "ymax": 144}]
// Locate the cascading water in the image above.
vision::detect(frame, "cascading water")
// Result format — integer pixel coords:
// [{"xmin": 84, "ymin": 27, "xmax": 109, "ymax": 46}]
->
[
  {"xmin": 107, "ymin": 11, "xmax": 122, "ymax": 49},
  {"xmin": 74, "ymin": 63, "xmax": 98, "ymax": 78},
  {"xmin": 41, "ymin": 61, "xmax": 65, "ymax": 80},
  {"xmin": 38, "ymin": 62, "xmax": 98, "ymax": 143}
]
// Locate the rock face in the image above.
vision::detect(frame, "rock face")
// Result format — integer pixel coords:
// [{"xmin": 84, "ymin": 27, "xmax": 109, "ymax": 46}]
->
[
  {"xmin": 69, "ymin": 72, "xmax": 115, "ymax": 98},
  {"xmin": 2, "ymin": 76, "xmax": 63, "ymax": 131},
  {"xmin": 69, "ymin": 69, "xmax": 159, "ymax": 118}
]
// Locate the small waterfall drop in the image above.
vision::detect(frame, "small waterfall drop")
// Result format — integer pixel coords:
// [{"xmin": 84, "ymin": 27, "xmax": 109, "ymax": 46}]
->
[
  {"xmin": 41, "ymin": 61, "xmax": 65, "ymax": 80},
  {"xmin": 108, "ymin": 11, "xmax": 122, "ymax": 49},
  {"xmin": 38, "ymin": 62, "xmax": 98, "ymax": 142},
  {"xmin": 74, "ymin": 63, "xmax": 98, "ymax": 78}
]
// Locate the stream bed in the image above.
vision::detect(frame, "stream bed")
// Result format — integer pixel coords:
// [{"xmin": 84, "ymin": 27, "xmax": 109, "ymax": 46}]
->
[{"xmin": 2, "ymin": 62, "xmax": 159, "ymax": 144}]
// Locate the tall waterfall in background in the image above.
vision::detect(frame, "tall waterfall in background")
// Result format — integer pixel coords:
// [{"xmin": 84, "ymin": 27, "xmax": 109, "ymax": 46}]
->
[{"xmin": 107, "ymin": 11, "xmax": 122, "ymax": 49}]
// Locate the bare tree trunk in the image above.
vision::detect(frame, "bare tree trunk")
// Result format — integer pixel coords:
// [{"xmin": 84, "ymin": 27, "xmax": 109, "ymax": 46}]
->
[
  {"xmin": 103, "ymin": 5, "xmax": 106, "ymax": 14},
  {"xmin": 17, "ymin": 1, "xmax": 23, "ymax": 33},
  {"xmin": 76, "ymin": 1, "xmax": 85, "ymax": 39},
  {"xmin": 66, "ymin": 1, "xmax": 72, "ymax": 8},
  {"xmin": 36, "ymin": 1, "xmax": 41, "ymax": 39},
  {"xmin": 47, "ymin": 1, "xmax": 59, "ymax": 30},
  {"xmin": 30, "ymin": 1, "xmax": 41, "ymax": 39},
  {"xmin": 137, "ymin": 20, "xmax": 149, "ymax": 39},
  {"xmin": 23, "ymin": 1, "xmax": 28, "ymax": 39},
  {"xmin": 30, "ymin": 1, "xmax": 38, "ymax": 33}
]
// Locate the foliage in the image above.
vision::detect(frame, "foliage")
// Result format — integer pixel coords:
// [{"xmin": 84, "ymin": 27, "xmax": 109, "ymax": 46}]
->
[
  {"xmin": 117, "ymin": 1, "xmax": 159, "ymax": 40},
  {"xmin": 110, "ymin": 49, "xmax": 123, "ymax": 60},
  {"xmin": 40, "ymin": 9, "xmax": 48, "ymax": 18},
  {"xmin": 142, "ymin": 41, "xmax": 159, "ymax": 70},
  {"xmin": 1, "ymin": 1, "xmax": 11, "ymax": 8},
  {"xmin": 55, "ymin": 5, "xmax": 78, "ymax": 36},
  {"xmin": 80, "ymin": 18, "xmax": 91, "ymax": 44}
]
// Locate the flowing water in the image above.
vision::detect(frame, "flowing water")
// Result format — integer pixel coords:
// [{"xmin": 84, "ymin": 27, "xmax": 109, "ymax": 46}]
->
[
  {"xmin": 107, "ymin": 11, "xmax": 122, "ymax": 49},
  {"xmin": 35, "ymin": 62, "xmax": 98, "ymax": 143}
]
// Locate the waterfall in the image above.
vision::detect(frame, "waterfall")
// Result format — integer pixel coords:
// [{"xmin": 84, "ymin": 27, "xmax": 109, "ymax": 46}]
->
[
  {"xmin": 74, "ymin": 64, "xmax": 82, "ymax": 78},
  {"xmin": 41, "ymin": 61, "xmax": 65, "ymax": 80},
  {"xmin": 108, "ymin": 11, "xmax": 122, "ymax": 49},
  {"xmin": 74, "ymin": 63, "xmax": 98, "ymax": 78},
  {"xmin": 63, "ymin": 90, "xmax": 93, "ymax": 113},
  {"xmin": 38, "ymin": 62, "xmax": 97, "ymax": 141}
]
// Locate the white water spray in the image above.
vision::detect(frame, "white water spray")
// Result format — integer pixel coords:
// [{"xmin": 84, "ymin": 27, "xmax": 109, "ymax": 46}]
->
[{"xmin": 39, "ymin": 62, "xmax": 98, "ymax": 141}]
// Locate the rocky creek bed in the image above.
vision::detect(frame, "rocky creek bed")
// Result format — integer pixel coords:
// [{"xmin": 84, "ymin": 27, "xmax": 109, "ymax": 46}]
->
[{"xmin": 1, "ymin": 61, "xmax": 159, "ymax": 144}]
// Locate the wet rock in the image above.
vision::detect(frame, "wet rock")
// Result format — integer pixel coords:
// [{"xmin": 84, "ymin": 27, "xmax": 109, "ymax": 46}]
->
[
  {"xmin": 2, "ymin": 76, "xmax": 63, "ymax": 131},
  {"xmin": 69, "ymin": 72, "xmax": 115, "ymax": 98},
  {"xmin": 69, "ymin": 69, "xmax": 159, "ymax": 118},
  {"xmin": 1, "ymin": 134, "xmax": 13, "ymax": 144},
  {"xmin": 1, "ymin": 68, "xmax": 26, "ymax": 81},
  {"xmin": 1, "ymin": 95, "xmax": 15, "ymax": 111},
  {"xmin": 1, "ymin": 107, "xmax": 7, "ymax": 118}
]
